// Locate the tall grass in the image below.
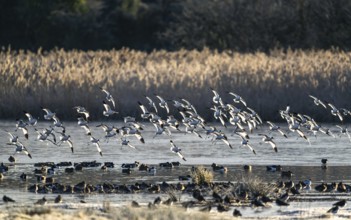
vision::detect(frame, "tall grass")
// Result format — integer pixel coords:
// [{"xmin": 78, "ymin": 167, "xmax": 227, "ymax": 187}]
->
[
  {"xmin": 1, "ymin": 48, "xmax": 351, "ymax": 121},
  {"xmin": 5, "ymin": 205, "xmax": 213, "ymax": 220}
]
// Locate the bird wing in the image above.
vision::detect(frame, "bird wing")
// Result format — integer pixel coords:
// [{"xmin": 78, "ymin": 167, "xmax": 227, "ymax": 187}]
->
[
  {"xmin": 222, "ymin": 139, "xmax": 233, "ymax": 149},
  {"xmin": 269, "ymin": 141, "xmax": 277, "ymax": 152},
  {"xmin": 278, "ymin": 129, "xmax": 288, "ymax": 138},
  {"xmin": 81, "ymin": 125, "xmax": 91, "ymax": 135},
  {"xmin": 103, "ymin": 102, "xmax": 111, "ymax": 112},
  {"xmin": 68, "ymin": 140, "xmax": 74, "ymax": 153},
  {"xmin": 94, "ymin": 142, "xmax": 102, "ymax": 156},
  {"xmin": 177, "ymin": 152, "xmax": 186, "ymax": 161},
  {"xmin": 309, "ymin": 95, "xmax": 317, "ymax": 101},
  {"xmin": 138, "ymin": 102, "xmax": 149, "ymax": 114}
]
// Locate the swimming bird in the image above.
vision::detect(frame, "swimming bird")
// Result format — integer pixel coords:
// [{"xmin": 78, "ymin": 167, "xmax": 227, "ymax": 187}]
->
[
  {"xmin": 233, "ymin": 209, "xmax": 242, "ymax": 217},
  {"xmin": 211, "ymin": 163, "xmax": 228, "ymax": 173},
  {"xmin": 258, "ymin": 134, "xmax": 277, "ymax": 152},
  {"xmin": 89, "ymin": 135, "xmax": 102, "ymax": 156},
  {"xmin": 24, "ymin": 111, "xmax": 38, "ymax": 126},
  {"xmin": 100, "ymin": 87, "xmax": 116, "ymax": 108},
  {"xmin": 170, "ymin": 140, "xmax": 186, "ymax": 161},
  {"xmin": 192, "ymin": 189, "xmax": 205, "ymax": 202},
  {"xmin": 303, "ymin": 179, "xmax": 312, "ymax": 189},
  {"xmin": 148, "ymin": 166, "xmax": 156, "ymax": 175},
  {"xmin": 73, "ymin": 106, "xmax": 90, "ymax": 121},
  {"xmin": 266, "ymin": 121, "xmax": 287, "ymax": 138},
  {"xmin": 8, "ymin": 156, "xmax": 16, "ymax": 163},
  {"xmin": 54, "ymin": 195, "xmax": 63, "ymax": 203},
  {"xmin": 333, "ymin": 199, "xmax": 347, "ymax": 208},
  {"xmin": 102, "ymin": 101, "xmax": 118, "ymax": 117},
  {"xmin": 3, "ymin": 195, "xmax": 15, "ymax": 203},
  {"xmin": 276, "ymin": 198, "xmax": 289, "ymax": 206},
  {"xmin": 327, "ymin": 205, "xmax": 339, "ymax": 214},
  {"xmin": 15, "ymin": 119, "xmax": 29, "ymax": 139},
  {"xmin": 155, "ymin": 94, "xmax": 170, "ymax": 113},
  {"xmin": 35, "ymin": 196, "xmax": 47, "ymax": 205},
  {"xmin": 309, "ymin": 95, "xmax": 327, "ymax": 108},
  {"xmin": 41, "ymin": 107, "xmax": 56, "ymax": 120}
]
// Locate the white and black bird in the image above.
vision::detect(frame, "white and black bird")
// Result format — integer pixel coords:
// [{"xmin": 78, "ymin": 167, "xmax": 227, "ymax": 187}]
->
[
  {"xmin": 259, "ymin": 134, "xmax": 277, "ymax": 152},
  {"xmin": 228, "ymin": 92, "xmax": 247, "ymax": 106},
  {"xmin": 15, "ymin": 119, "xmax": 29, "ymax": 139},
  {"xmin": 6, "ymin": 131, "xmax": 19, "ymax": 145},
  {"xmin": 53, "ymin": 115, "xmax": 65, "ymax": 133},
  {"xmin": 34, "ymin": 128, "xmax": 56, "ymax": 145},
  {"xmin": 212, "ymin": 131, "xmax": 233, "ymax": 149},
  {"xmin": 24, "ymin": 111, "xmax": 38, "ymax": 126},
  {"xmin": 152, "ymin": 122, "xmax": 170, "ymax": 138},
  {"xmin": 41, "ymin": 107, "xmax": 56, "ymax": 120},
  {"xmin": 102, "ymin": 101, "xmax": 118, "ymax": 117},
  {"xmin": 267, "ymin": 121, "xmax": 287, "ymax": 138},
  {"xmin": 170, "ymin": 140, "xmax": 186, "ymax": 161},
  {"xmin": 155, "ymin": 94, "xmax": 170, "ymax": 113},
  {"xmin": 100, "ymin": 87, "xmax": 116, "ymax": 108},
  {"xmin": 328, "ymin": 103, "xmax": 343, "ymax": 121},
  {"xmin": 239, "ymin": 137, "xmax": 256, "ymax": 155},
  {"xmin": 77, "ymin": 117, "xmax": 89, "ymax": 126},
  {"xmin": 145, "ymin": 95, "xmax": 158, "ymax": 113},
  {"xmin": 138, "ymin": 101, "xmax": 151, "ymax": 119},
  {"xmin": 309, "ymin": 95, "xmax": 327, "ymax": 108},
  {"xmin": 121, "ymin": 138, "xmax": 136, "ymax": 149},
  {"xmin": 89, "ymin": 135, "xmax": 102, "ymax": 156},
  {"xmin": 73, "ymin": 106, "xmax": 90, "ymax": 121},
  {"xmin": 211, "ymin": 88, "xmax": 222, "ymax": 104},
  {"xmin": 12, "ymin": 141, "xmax": 32, "ymax": 159},
  {"xmin": 58, "ymin": 132, "xmax": 74, "ymax": 153},
  {"xmin": 335, "ymin": 125, "xmax": 351, "ymax": 142}
]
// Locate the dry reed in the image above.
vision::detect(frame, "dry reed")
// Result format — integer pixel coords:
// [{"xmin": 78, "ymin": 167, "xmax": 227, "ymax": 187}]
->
[{"xmin": 1, "ymin": 48, "xmax": 350, "ymax": 121}]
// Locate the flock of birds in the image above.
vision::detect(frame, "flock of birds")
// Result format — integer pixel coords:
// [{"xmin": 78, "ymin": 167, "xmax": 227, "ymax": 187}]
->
[
  {"xmin": 2, "ymin": 88, "xmax": 351, "ymax": 217},
  {"xmin": 4, "ymin": 88, "xmax": 351, "ymax": 163}
]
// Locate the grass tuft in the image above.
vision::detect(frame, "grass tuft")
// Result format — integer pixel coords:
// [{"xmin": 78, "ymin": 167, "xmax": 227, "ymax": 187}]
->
[{"xmin": 191, "ymin": 166, "xmax": 214, "ymax": 185}]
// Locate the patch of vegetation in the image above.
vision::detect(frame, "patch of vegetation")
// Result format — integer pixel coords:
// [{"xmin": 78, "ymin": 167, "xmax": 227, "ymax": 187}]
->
[{"xmin": 191, "ymin": 166, "xmax": 214, "ymax": 185}]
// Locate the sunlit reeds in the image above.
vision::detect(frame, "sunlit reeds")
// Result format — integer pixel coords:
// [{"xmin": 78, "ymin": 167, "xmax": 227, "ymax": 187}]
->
[{"xmin": 1, "ymin": 48, "xmax": 350, "ymax": 121}]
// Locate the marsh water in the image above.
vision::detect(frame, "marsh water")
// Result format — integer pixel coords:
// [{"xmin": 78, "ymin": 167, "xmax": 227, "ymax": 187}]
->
[{"xmin": 1, "ymin": 121, "xmax": 351, "ymax": 218}]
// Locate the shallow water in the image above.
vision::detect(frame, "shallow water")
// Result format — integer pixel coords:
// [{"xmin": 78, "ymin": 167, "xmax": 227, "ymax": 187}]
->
[
  {"xmin": 1, "ymin": 121, "xmax": 351, "ymax": 165},
  {"xmin": 0, "ymin": 120, "xmax": 350, "ymax": 218}
]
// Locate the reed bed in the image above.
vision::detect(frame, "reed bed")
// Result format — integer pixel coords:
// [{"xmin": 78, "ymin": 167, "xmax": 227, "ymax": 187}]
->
[
  {"xmin": 3, "ymin": 205, "xmax": 215, "ymax": 220},
  {"xmin": 1, "ymin": 48, "xmax": 351, "ymax": 121}
]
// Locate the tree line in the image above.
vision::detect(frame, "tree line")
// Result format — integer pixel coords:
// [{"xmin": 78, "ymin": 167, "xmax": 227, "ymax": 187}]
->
[{"xmin": 0, "ymin": 0, "xmax": 350, "ymax": 52}]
